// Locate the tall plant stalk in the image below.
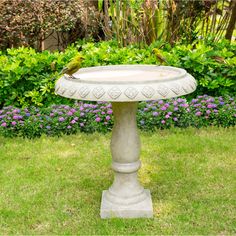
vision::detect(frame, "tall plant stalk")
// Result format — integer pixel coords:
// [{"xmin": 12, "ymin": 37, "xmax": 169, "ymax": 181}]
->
[
  {"xmin": 98, "ymin": 0, "xmax": 235, "ymax": 47},
  {"xmin": 225, "ymin": 0, "xmax": 236, "ymax": 40},
  {"xmin": 200, "ymin": 0, "xmax": 233, "ymax": 42}
]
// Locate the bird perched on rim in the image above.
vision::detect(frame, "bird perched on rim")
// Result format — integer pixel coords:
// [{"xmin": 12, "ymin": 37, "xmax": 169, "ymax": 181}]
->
[
  {"xmin": 152, "ymin": 48, "xmax": 169, "ymax": 65},
  {"xmin": 60, "ymin": 54, "xmax": 85, "ymax": 77}
]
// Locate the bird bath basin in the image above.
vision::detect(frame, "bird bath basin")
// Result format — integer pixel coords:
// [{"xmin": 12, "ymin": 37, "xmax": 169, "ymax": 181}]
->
[{"xmin": 55, "ymin": 65, "xmax": 197, "ymax": 218}]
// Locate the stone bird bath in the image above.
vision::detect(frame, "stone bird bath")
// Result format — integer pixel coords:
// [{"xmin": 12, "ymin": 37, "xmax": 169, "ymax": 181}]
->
[{"xmin": 55, "ymin": 65, "xmax": 197, "ymax": 218}]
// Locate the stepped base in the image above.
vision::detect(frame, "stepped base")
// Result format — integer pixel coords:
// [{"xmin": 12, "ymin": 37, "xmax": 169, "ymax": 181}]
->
[{"xmin": 100, "ymin": 189, "xmax": 153, "ymax": 219}]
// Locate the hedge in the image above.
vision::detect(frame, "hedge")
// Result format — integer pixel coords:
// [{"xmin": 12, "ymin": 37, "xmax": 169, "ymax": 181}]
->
[{"xmin": 0, "ymin": 40, "xmax": 235, "ymax": 108}]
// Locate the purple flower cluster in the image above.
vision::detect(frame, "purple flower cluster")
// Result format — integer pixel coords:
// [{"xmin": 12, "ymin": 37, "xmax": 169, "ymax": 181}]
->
[
  {"xmin": 0, "ymin": 95, "xmax": 235, "ymax": 138},
  {"xmin": 190, "ymin": 95, "xmax": 235, "ymax": 119},
  {"xmin": 138, "ymin": 95, "xmax": 235, "ymax": 129},
  {"xmin": 0, "ymin": 106, "xmax": 29, "ymax": 129},
  {"xmin": 137, "ymin": 97, "xmax": 193, "ymax": 129}
]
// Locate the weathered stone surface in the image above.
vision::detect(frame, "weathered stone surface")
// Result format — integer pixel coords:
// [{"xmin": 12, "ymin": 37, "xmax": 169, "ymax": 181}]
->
[
  {"xmin": 55, "ymin": 65, "xmax": 197, "ymax": 219},
  {"xmin": 100, "ymin": 190, "xmax": 153, "ymax": 218},
  {"xmin": 55, "ymin": 65, "xmax": 197, "ymax": 101}
]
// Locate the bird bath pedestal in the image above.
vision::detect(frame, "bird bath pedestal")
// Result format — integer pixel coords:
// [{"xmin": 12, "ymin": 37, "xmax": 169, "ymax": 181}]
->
[{"xmin": 55, "ymin": 65, "xmax": 197, "ymax": 219}]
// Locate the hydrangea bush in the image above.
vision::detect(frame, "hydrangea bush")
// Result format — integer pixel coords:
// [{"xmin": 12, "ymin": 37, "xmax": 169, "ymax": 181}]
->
[{"xmin": 0, "ymin": 95, "xmax": 235, "ymax": 138}]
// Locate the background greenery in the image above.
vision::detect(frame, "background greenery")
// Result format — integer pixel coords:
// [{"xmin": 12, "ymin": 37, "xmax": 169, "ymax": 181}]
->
[
  {"xmin": 0, "ymin": 127, "xmax": 235, "ymax": 234},
  {"xmin": 1, "ymin": 0, "xmax": 236, "ymax": 50},
  {"xmin": 0, "ymin": 40, "xmax": 235, "ymax": 108}
]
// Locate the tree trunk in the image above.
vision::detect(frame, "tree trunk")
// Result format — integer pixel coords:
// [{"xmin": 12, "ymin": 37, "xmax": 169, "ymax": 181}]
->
[
  {"xmin": 103, "ymin": 0, "xmax": 112, "ymax": 40},
  {"xmin": 225, "ymin": 0, "xmax": 236, "ymax": 41}
]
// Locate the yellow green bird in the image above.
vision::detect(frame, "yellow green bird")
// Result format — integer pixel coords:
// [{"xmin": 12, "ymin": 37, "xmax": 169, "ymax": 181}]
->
[
  {"xmin": 152, "ymin": 48, "xmax": 168, "ymax": 65},
  {"xmin": 60, "ymin": 54, "xmax": 85, "ymax": 76}
]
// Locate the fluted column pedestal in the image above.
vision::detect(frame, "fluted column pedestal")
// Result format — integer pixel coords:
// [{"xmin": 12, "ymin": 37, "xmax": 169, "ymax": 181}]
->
[{"xmin": 100, "ymin": 102, "xmax": 153, "ymax": 218}]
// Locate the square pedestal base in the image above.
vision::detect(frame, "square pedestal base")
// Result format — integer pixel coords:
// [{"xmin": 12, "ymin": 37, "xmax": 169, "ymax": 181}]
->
[{"xmin": 100, "ymin": 189, "xmax": 153, "ymax": 219}]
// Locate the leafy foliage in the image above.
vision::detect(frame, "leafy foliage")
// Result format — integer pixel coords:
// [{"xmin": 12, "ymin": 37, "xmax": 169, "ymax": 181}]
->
[
  {"xmin": 0, "ymin": 46, "xmax": 78, "ymax": 107},
  {"xmin": 0, "ymin": 40, "xmax": 235, "ymax": 108},
  {"xmin": 162, "ymin": 39, "xmax": 236, "ymax": 97}
]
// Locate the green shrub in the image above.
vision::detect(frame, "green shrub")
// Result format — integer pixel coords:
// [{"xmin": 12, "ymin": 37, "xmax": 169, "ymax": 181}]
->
[
  {"xmin": 163, "ymin": 40, "xmax": 236, "ymax": 97},
  {"xmin": 0, "ymin": 46, "xmax": 78, "ymax": 107},
  {"xmin": 0, "ymin": 40, "xmax": 235, "ymax": 108}
]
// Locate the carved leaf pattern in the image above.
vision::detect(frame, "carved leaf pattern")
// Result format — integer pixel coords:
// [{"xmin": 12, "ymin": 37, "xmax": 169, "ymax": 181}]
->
[
  {"xmin": 79, "ymin": 86, "xmax": 90, "ymax": 98},
  {"xmin": 68, "ymin": 87, "xmax": 76, "ymax": 96},
  {"xmin": 125, "ymin": 87, "xmax": 138, "ymax": 99},
  {"xmin": 170, "ymin": 83, "xmax": 181, "ymax": 95},
  {"xmin": 108, "ymin": 87, "xmax": 122, "ymax": 99},
  {"xmin": 59, "ymin": 88, "xmax": 66, "ymax": 95},
  {"xmin": 182, "ymin": 84, "xmax": 190, "ymax": 93},
  {"xmin": 141, "ymin": 86, "xmax": 155, "ymax": 98},
  {"xmin": 190, "ymin": 83, "xmax": 196, "ymax": 90},
  {"xmin": 93, "ymin": 87, "xmax": 105, "ymax": 98},
  {"xmin": 55, "ymin": 85, "xmax": 60, "ymax": 93},
  {"xmin": 157, "ymin": 85, "xmax": 169, "ymax": 97}
]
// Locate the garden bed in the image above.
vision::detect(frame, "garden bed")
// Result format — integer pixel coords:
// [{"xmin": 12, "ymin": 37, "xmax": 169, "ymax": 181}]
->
[{"xmin": 0, "ymin": 95, "xmax": 235, "ymax": 138}]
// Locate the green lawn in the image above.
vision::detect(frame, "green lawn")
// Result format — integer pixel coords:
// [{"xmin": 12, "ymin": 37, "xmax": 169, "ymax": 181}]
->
[{"xmin": 0, "ymin": 127, "xmax": 235, "ymax": 235}]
